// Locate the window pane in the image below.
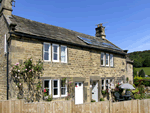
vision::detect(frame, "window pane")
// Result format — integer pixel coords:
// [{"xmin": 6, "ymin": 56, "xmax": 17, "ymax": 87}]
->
[
  {"xmin": 54, "ymin": 54, "xmax": 57, "ymax": 60},
  {"xmin": 61, "ymin": 80, "xmax": 65, "ymax": 87},
  {"xmin": 101, "ymin": 53, "xmax": 103, "ymax": 59},
  {"xmin": 54, "ymin": 80, "xmax": 57, "ymax": 87},
  {"xmin": 61, "ymin": 56, "xmax": 65, "ymax": 62},
  {"xmin": 44, "ymin": 52, "xmax": 49, "ymax": 60},
  {"xmin": 101, "ymin": 60, "xmax": 103, "ymax": 65},
  {"xmin": 44, "ymin": 44, "xmax": 49, "ymax": 51},
  {"xmin": 102, "ymin": 80, "xmax": 104, "ymax": 85},
  {"xmin": 54, "ymin": 89, "xmax": 58, "ymax": 95},
  {"xmin": 79, "ymin": 83, "xmax": 81, "ymax": 86},
  {"xmin": 61, "ymin": 88, "xmax": 66, "ymax": 95},
  {"xmin": 106, "ymin": 60, "xmax": 108, "ymax": 65},
  {"xmin": 54, "ymin": 46, "xmax": 57, "ymax": 52},
  {"xmin": 44, "ymin": 80, "xmax": 49, "ymax": 88},
  {"xmin": 106, "ymin": 80, "xmax": 108, "ymax": 84}
]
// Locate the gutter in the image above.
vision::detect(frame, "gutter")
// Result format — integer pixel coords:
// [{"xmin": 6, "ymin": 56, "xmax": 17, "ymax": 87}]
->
[{"xmin": 9, "ymin": 31, "xmax": 127, "ymax": 56}]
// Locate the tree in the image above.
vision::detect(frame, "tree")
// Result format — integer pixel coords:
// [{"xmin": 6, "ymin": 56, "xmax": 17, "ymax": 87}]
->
[
  {"xmin": 133, "ymin": 67, "xmax": 137, "ymax": 77},
  {"xmin": 143, "ymin": 57, "xmax": 150, "ymax": 67},
  {"xmin": 133, "ymin": 59, "xmax": 143, "ymax": 67},
  {"xmin": 138, "ymin": 69, "xmax": 145, "ymax": 77}
]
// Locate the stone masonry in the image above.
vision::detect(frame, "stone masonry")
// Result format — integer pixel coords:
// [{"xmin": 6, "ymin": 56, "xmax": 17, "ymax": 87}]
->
[{"xmin": 8, "ymin": 36, "xmax": 127, "ymax": 102}]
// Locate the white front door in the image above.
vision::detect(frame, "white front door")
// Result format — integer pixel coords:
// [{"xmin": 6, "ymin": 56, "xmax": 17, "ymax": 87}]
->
[
  {"xmin": 75, "ymin": 82, "xmax": 83, "ymax": 104},
  {"xmin": 92, "ymin": 81, "xmax": 98, "ymax": 102}
]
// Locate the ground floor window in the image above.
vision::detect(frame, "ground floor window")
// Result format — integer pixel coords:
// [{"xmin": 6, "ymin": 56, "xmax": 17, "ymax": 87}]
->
[
  {"xmin": 101, "ymin": 79, "xmax": 114, "ymax": 90},
  {"xmin": 43, "ymin": 79, "xmax": 67, "ymax": 98}
]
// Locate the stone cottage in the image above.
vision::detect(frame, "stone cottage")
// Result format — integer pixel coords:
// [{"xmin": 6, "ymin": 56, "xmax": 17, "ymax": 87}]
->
[{"xmin": 0, "ymin": 0, "xmax": 133, "ymax": 104}]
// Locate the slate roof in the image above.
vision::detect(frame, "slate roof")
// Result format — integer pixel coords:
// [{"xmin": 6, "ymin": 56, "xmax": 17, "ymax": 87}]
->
[
  {"xmin": 5, "ymin": 15, "xmax": 126, "ymax": 54},
  {"xmin": 126, "ymin": 57, "xmax": 134, "ymax": 63}
]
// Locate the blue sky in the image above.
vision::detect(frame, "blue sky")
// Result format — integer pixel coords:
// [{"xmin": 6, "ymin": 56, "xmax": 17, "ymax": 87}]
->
[{"xmin": 12, "ymin": 0, "xmax": 150, "ymax": 53}]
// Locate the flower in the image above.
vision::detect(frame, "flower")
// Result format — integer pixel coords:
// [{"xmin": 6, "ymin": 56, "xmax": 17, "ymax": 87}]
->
[
  {"xmin": 30, "ymin": 59, "xmax": 32, "ymax": 61},
  {"xmin": 15, "ymin": 63, "xmax": 19, "ymax": 65},
  {"xmin": 69, "ymin": 82, "xmax": 72, "ymax": 83},
  {"xmin": 25, "ymin": 69, "xmax": 27, "ymax": 71},
  {"xmin": 44, "ymin": 89, "xmax": 46, "ymax": 93},
  {"xmin": 29, "ymin": 70, "xmax": 32, "ymax": 72},
  {"xmin": 16, "ymin": 85, "xmax": 17, "ymax": 87},
  {"xmin": 18, "ymin": 77, "xmax": 20, "ymax": 79},
  {"xmin": 19, "ymin": 83, "xmax": 21, "ymax": 85},
  {"xmin": 68, "ymin": 94, "xmax": 70, "ymax": 96},
  {"xmin": 118, "ymin": 83, "xmax": 119, "ymax": 85},
  {"xmin": 15, "ymin": 75, "xmax": 17, "ymax": 78},
  {"xmin": 18, "ymin": 70, "xmax": 20, "ymax": 72}
]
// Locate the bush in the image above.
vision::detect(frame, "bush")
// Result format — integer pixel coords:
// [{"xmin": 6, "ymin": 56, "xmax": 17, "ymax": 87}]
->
[
  {"xmin": 138, "ymin": 69, "xmax": 145, "ymax": 77},
  {"xmin": 134, "ymin": 94, "xmax": 141, "ymax": 99},
  {"xmin": 91, "ymin": 99, "xmax": 96, "ymax": 102},
  {"xmin": 101, "ymin": 90, "xmax": 107, "ymax": 95},
  {"xmin": 100, "ymin": 98, "xmax": 104, "ymax": 101}
]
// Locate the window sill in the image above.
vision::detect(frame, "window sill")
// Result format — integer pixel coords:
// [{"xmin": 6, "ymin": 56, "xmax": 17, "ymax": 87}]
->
[{"xmin": 61, "ymin": 95, "xmax": 67, "ymax": 97}]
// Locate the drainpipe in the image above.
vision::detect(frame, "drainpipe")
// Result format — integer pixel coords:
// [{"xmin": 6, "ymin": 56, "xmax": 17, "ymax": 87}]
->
[{"xmin": 6, "ymin": 39, "xmax": 9, "ymax": 100}]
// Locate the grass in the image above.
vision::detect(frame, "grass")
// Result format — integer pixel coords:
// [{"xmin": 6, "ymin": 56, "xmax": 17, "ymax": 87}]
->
[{"xmin": 135, "ymin": 67, "xmax": 150, "ymax": 75}]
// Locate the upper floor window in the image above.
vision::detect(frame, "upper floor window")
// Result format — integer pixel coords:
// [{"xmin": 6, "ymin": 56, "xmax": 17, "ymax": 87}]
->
[
  {"xmin": 43, "ymin": 43, "xmax": 51, "ymax": 61},
  {"xmin": 110, "ymin": 54, "xmax": 113, "ymax": 67},
  {"xmin": 106, "ymin": 53, "xmax": 109, "ymax": 66},
  {"xmin": 61, "ymin": 46, "xmax": 67, "ymax": 63},
  {"xmin": 52, "ymin": 44, "xmax": 59, "ymax": 62},
  {"xmin": 101, "ymin": 52, "xmax": 105, "ymax": 66}
]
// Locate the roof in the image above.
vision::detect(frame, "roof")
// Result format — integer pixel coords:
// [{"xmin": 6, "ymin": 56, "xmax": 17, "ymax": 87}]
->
[
  {"xmin": 126, "ymin": 57, "xmax": 134, "ymax": 64},
  {"xmin": 5, "ymin": 15, "xmax": 126, "ymax": 55}
]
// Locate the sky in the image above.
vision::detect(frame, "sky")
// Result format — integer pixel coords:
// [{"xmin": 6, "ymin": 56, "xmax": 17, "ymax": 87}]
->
[{"xmin": 12, "ymin": 0, "xmax": 150, "ymax": 53}]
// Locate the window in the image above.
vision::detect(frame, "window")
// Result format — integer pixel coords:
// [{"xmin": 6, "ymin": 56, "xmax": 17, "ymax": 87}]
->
[
  {"xmin": 101, "ymin": 79, "xmax": 115, "ymax": 91},
  {"xmin": 110, "ymin": 54, "xmax": 113, "ymax": 67},
  {"xmin": 4, "ymin": 34, "xmax": 7, "ymax": 54},
  {"xmin": 101, "ymin": 79, "xmax": 105, "ymax": 90},
  {"xmin": 43, "ymin": 43, "xmax": 50, "ymax": 61},
  {"xmin": 53, "ymin": 79, "xmax": 60, "ymax": 98},
  {"xmin": 52, "ymin": 44, "xmax": 59, "ymax": 62},
  {"xmin": 61, "ymin": 46, "xmax": 67, "ymax": 63},
  {"xmin": 106, "ymin": 53, "xmax": 109, "ymax": 66},
  {"xmin": 44, "ymin": 80, "xmax": 51, "ymax": 95},
  {"xmin": 101, "ymin": 52, "xmax": 105, "ymax": 66},
  {"xmin": 61, "ymin": 80, "xmax": 67, "ymax": 97}
]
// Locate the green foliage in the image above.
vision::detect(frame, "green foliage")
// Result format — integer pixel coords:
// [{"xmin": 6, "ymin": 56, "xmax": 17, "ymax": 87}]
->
[
  {"xmin": 11, "ymin": 58, "xmax": 43, "ymax": 102},
  {"xmin": 133, "ymin": 67, "xmax": 137, "ymax": 77},
  {"xmin": 134, "ymin": 94, "xmax": 141, "ymax": 99},
  {"xmin": 100, "ymin": 98, "xmax": 104, "ymax": 101},
  {"xmin": 128, "ymin": 50, "xmax": 150, "ymax": 68},
  {"xmin": 135, "ymin": 67, "xmax": 150, "ymax": 75},
  {"xmin": 101, "ymin": 90, "xmax": 107, "ymax": 95},
  {"xmin": 47, "ymin": 95, "xmax": 52, "ymax": 101},
  {"xmin": 126, "ymin": 77, "xmax": 129, "ymax": 82},
  {"xmin": 91, "ymin": 99, "xmax": 96, "ymax": 102},
  {"xmin": 143, "ymin": 57, "xmax": 150, "ymax": 67},
  {"xmin": 138, "ymin": 69, "xmax": 145, "ymax": 77}
]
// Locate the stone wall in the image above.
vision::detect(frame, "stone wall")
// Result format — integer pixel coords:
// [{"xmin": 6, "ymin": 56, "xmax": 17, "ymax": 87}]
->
[
  {"xmin": 126, "ymin": 63, "xmax": 133, "ymax": 84},
  {"xmin": 0, "ymin": 15, "xmax": 9, "ymax": 100},
  {"xmin": 9, "ymin": 35, "xmax": 127, "ymax": 102}
]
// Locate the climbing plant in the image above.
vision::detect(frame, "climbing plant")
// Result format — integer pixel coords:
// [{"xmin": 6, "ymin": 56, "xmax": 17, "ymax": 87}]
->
[{"xmin": 11, "ymin": 58, "xmax": 43, "ymax": 102}]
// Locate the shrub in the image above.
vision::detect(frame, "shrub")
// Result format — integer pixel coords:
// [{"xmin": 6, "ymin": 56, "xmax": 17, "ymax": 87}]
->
[
  {"xmin": 91, "ymin": 99, "xmax": 96, "ymax": 102},
  {"xmin": 138, "ymin": 69, "xmax": 145, "ymax": 77},
  {"xmin": 134, "ymin": 94, "xmax": 141, "ymax": 99},
  {"xmin": 100, "ymin": 98, "xmax": 104, "ymax": 101},
  {"xmin": 101, "ymin": 90, "xmax": 106, "ymax": 95}
]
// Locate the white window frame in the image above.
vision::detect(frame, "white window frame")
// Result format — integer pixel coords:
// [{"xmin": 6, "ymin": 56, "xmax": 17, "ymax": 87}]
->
[
  {"xmin": 53, "ymin": 79, "xmax": 60, "ymax": 98},
  {"xmin": 110, "ymin": 54, "xmax": 114, "ymax": 67},
  {"xmin": 61, "ymin": 45, "xmax": 67, "ymax": 63},
  {"xmin": 43, "ymin": 42, "xmax": 51, "ymax": 61},
  {"xmin": 4, "ymin": 34, "xmax": 7, "ymax": 54},
  {"xmin": 61, "ymin": 80, "xmax": 67, "ymax": 97},
  {"xmin": 106, "ymin": 53, "xmax": 109, "ymax": 66},
  {"xmin": 101, "ymin": 52, "xmax": 105, "ymax": 66},
  {"xmin": 43, "ymin": 79, "xmax": 51, "ymax": 96},
  {"xmin": 52, "ymin": 44, "xmax": 59, "ymax": 62}
]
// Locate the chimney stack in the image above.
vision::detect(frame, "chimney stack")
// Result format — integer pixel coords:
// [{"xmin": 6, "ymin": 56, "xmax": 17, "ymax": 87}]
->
[
  {"xmin": 95, "ymin": 23, "xmax": 106, "ymax": 39},
  {"xmin": 0, "ymin": 0, "xmax": 13, "ymax": 16}
]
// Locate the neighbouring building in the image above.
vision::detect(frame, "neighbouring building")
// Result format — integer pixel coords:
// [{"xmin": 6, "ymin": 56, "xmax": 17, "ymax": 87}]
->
[{"xmin": 0, "ymin": 0, "xmax": 133, "ymax": 104}]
